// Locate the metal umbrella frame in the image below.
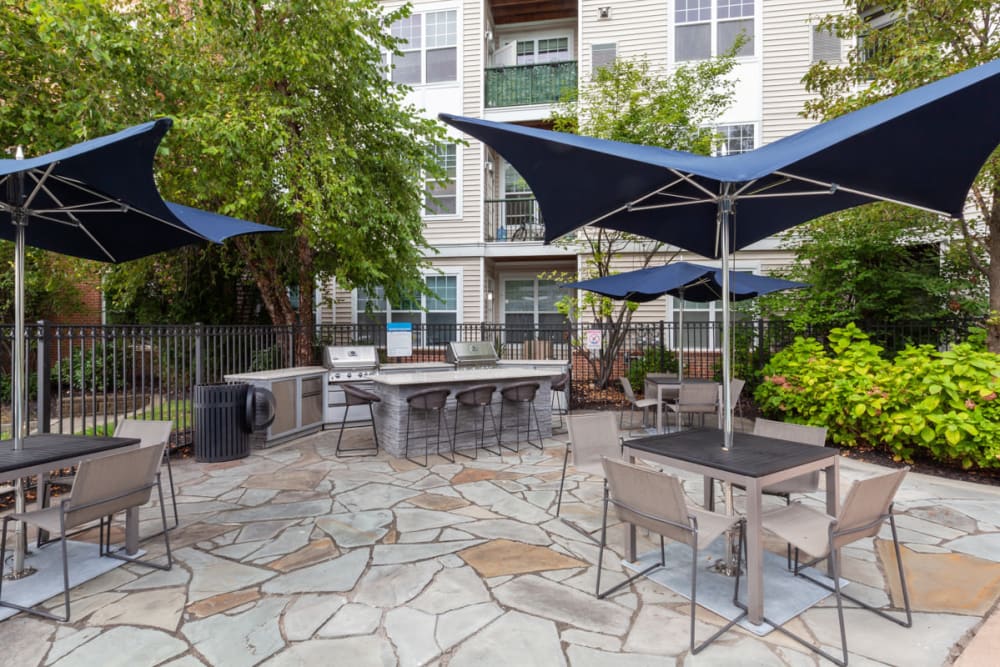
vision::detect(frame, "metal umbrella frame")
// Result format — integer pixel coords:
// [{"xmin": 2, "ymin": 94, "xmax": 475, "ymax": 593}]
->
[
  {"xmin": 1, "ymin": 118, "xmax": 279, "ymax": 575},
  {"xmin": 441, "ymin": 58, "xmax": 1000, "ymax": 451}
]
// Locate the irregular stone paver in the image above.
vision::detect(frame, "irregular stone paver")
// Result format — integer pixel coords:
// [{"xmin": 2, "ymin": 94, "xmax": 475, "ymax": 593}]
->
[
  {"xmin": 385, "ymin": 607, "xmax": 440, "ymax": 665},
  {"xmin": 946, "ymin": 533, "xmax": 1000, "ymax": 562},
  {"xmin": 410, "ymin": 566, "xmax": 491, "ymax": 614},
  {"xmin": 459, "ymin": 539, "xmax": 587, "ymax": 577},
  {"xmin": 353, "ymin": 561, "xmax": 442, "ymax": 607},
  {"xmin": 177, "ymin": 547, "xmax": 276, "ymax": 603},
  {"xmin": 318, "ymin": 603, "xmax": 382, "ymax": 638},
  {"xmin": 449, "ymin": 610, "xmax": 566, "ymax": 667},
  {"xmin": 182, "ymin": 597, "xmax": 288, "ymax": 667},
  {"xmin": 395, "ymin": 507, "xmax": 474, "ymax": 532},
  {"xmin": 207, "ymin": 499, "xmax": 332, "ymax": 524},
  {"xmin": 336, "ymin": 483, "xmax": 420, "ymax": 511},
  {"xmin": 187, "ymin": 589, "xmax": 262, "ymax": 619},
  {"xmin": 51, "ymin": 626, "xmax": 186, "ymax": 667},
  {"xmin": 459, "ymin": 518, "xmax": 551, "ymax": 545},
  {"xmin": 372, "ymin": 540, "xmax": 483, "ymax": 565},
  {"xmin": 282, "ymin": 594, "xmax": 347, "ymax": 641},
  {"xmin": 407, "ymin": 492, "xmax": 470, "ymax": 511},
  {"xmin": 436, "ymin": 602, "xmax": 504, "ymax": 650},
  {"xmin": 451, "ymin": 469, "xmax": 520, "ymax": 485},
  {"xmin": 262, "ymin": 548, "xmax": 369, "ymax": 594},
  {"xmin": 493, "ymin": 575, "xmax": 632, "ymax": 635},
  {"xmin": 316, "ymin": 510, "xmax": 392, "ymax": 548},
  {"xmin": 261, "ymin": 636, "xmax": 395, "ymax": 667},
  {"xmin": 3, "ymin": 615, "xmax": 54, "ymax": 667},
  {"xmin": 267, "ymin": 538, "xmax": 340, "ymax": 572},
  {"xmin": 243, "ymin": 469, "xmax": 325, "ymax": 491},
  {"xmin": 87, "ymin": 587, "xmax": 186, "ymax": 631},
  {"xmin": 566, "ymin": 645, "xmax": 663, "ymax": 667},
  {"xmin": 877, "ymin": 541, "xmax": 1000, "ymax": 614}
]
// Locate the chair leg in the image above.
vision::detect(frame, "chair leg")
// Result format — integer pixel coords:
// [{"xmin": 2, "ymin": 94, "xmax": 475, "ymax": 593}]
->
[
  {"xmin": 692, "ymin": 520, "xmax": 747, "ymax": 654},
  {"xmin": 556, "ymin": 445, "xmax": 571, "ymax": 517},
  {"xmin": 102, "ymin": 476, "xmax": 173, "ymax": 572},
  {"xmin": 0, "ymin": 515, "xmax": 70, "ymax": 622},
  {"xmin": 163, "ymin": 453, "xmax": 180, "ymax": 529},
  {"xmin": 595, "ymin": 483, "xmax": 664, "ymax": 599}
]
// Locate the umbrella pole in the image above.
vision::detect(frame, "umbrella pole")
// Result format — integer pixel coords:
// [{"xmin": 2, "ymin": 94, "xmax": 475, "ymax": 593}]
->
[
  {"xmin": 9, "ymin": 161, "xmax": 32, "ymax": 577},
  {"xmin": 677, "ymin": 288, "xmax": 684, "ymax": 386},
  {"xmin": 720, "ymin": 191, "xmax": 733, "ymax": 450}
]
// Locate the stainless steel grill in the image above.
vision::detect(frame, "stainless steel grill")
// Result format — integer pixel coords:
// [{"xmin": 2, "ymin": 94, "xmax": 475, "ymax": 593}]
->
[
  {"xmin": 446, "ymin": 341, "xmax": 498, "ymax": 369},
  {"xmin": 323, "ymin": 345, "xmax": 379, "ymax": 381}
]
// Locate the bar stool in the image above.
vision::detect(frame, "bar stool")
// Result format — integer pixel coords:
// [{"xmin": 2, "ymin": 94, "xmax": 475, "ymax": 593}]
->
[
  {"xmin": 453, "ymin": 384, "xmax": 501, "ymax": 459},
  {"xmin": 499, "ymin": 382, "xmax": 543, "ymax": 452},
  {"xmin": 550, "ymin": 371, "xmax": 569, "ymax": 430},
  {"xmin": 405, "ymin": 387, "xmax": 453, "ymax": 467},
  {"xmin": 336, "ymin": 384, "xmax": 381, "ymax": 457}
]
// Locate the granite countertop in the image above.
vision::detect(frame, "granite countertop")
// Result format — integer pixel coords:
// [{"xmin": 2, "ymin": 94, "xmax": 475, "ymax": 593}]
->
[
  {"xmin": 373, "ymin": 367, "xmax": 560, "ymax": 386},
  {"xmin": 224, "ymin": 366, "xmax": 327, "ymax": 382},
  {"xmin": 380, "ymin": 362, "xmax": 454, "ymax": 372}
]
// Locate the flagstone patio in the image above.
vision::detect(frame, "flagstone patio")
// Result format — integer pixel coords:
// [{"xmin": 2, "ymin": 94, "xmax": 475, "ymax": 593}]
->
[{"xmin": 2, "ymin": 419, "xmax": 1000, "ymax": 666}]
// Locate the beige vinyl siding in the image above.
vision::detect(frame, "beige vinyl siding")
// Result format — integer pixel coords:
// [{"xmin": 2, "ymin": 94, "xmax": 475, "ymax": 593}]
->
[
  {"xmin": 580, "ymin": 0, "xmax": 669, "ymax": 77},
  {"xmin": 761, "ymin": 0, "xmax": 846, "ymax": 145}
]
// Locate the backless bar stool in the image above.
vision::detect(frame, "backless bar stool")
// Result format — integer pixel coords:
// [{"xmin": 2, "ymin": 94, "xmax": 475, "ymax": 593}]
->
[
  {"xmin": 405, "ymin": 387, "xmax": 453, "ymax": 467},
  {"xmin": 453, "ymin": 384, "xmax": 502, "ymax": 459},
  {"xmin": 499, "ymin": 382, "xmax": 543, "ymax": 452},
  {"xmin": 336, "ymin": 384, "xmax": 381, "ymax": 457}
]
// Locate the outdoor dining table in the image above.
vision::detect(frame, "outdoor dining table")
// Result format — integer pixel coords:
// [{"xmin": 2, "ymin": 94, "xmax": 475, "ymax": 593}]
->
[
  {"xmin": 623, "ymin": 428, "xmax": 839, "ymax": 626},
  {"xmin": 0, "ymin": 434, "xmax": 142, "ymax": 556},
  {"xmin": 643, "ymin": 374, "xmax": 719, "ymax": 433}
]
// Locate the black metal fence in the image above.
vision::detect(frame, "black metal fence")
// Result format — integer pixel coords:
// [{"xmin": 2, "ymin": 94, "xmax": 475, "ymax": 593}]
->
[{"xmin": 1, "ymin": 318, "xmax": 979, "ymax": 441}]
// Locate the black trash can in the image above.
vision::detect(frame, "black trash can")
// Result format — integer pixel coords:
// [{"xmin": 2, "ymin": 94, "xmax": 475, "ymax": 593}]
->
[{"xmin": 194, "ymin": 382, "xmax": 253, "ymax": 462}]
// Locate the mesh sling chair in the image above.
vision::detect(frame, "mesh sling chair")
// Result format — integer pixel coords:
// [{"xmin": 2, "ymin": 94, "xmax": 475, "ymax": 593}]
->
[
  {"xmin": 555, "ymin": 413, "xmax": 624, "ymax": 539},
  {"xmin": 750, "ymin": 418, "xmax": 829, "ymax": 567},
  {"xmin": 41, "ymin": 419, "xmax": 178, "ymax": 539},
  {"xmin": 665, "ymin": 382, "xmax": 719, "ymax": 431},
  {"xmin": 597, "ymin": 457, "xmax": 747, "ymax": 654},
  {"xmin": 618, "ymin": 376, "xmax": 660, "ymax": 434},
  {"xmin": 746, "ymin": 468, "xmax": 912, "ymax": 666},
  {"xmin": 0, "ymin": 445, "xmax": 173, "ymax": 622}
]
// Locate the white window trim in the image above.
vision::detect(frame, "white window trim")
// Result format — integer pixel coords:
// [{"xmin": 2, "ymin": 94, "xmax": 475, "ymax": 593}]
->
[
  {"xmin": 666, "ymin": 261, "xmax": 761, "ymax": 350},
  {"xmin": 385, "ymin": 4, "xmax": 462, "ymax": 87},
  {"xmin": 423, "ymin": 136, "xmax": 462, "ymax": 220},
  {"xmin": 714, "ymin": 121, "xmax": 759, "ymax": 156},
  {"xmin": 352, "ymin": 267, "xmax": 464, "ymax": 326},
  {"xmin": 498, "ymin": 272, "xmax": 565, "ymax": 332},
  {"xmin": 671, "ymin": 0, "xmax": 759, "ymax": 63}
]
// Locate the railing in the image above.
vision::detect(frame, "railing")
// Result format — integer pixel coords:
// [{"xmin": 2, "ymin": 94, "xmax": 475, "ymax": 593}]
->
[
  {"xmin": 484, "ymin": 198, "xmax": 546, "ymax": 242},
  {"xmin": 485, "ymin": 60, "xmax": 577, "ymax": 108},
  {"xmin": 0, "ymin": 318, "xmax": 979, "ymax": 443}
]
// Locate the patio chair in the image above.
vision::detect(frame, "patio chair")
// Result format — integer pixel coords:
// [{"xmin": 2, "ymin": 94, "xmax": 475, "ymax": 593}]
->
[
  {"xmin": 0, "ymin": 445, "xmax": 173, "ymax": 622},
  {"xmin": 747, "ymin": 418, "xmax": 829, "ymax": 566},
  {"xmin": 40, "ymin": 419, "xmax": 178, "ymax": 538},
  {"xmin": 748, "ymin": 468, "xmax": 912, "ymax": 666},
  {"xmin": 596, "ymin": 457, "xmax": 747, "ymax": 654},
  {"xmin": 618, "ymin": 377, "xmax": 660, "ymax": 434},
  {"xmin": 550, "ymin": 371, "xmax": 570, "ymax": 430},
  {"xmin": 721, "ymin": 377, "xmax": 746, "ymax": 427},
  {"xmin": 664, "ymin": 382, "xmax": 719, "ymax": 430},
  {"xmin": 556, "ymin": 413, "xmax": 624, "ymax": 539}
]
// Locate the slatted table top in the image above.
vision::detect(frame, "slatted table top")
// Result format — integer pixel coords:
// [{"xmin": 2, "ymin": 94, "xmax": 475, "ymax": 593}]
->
[{"xmin": 0, "ymin": 435, "xmax": 139, "ymax": 476}]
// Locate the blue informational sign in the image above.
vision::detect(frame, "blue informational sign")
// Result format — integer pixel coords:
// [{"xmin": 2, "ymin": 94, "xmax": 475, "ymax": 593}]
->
[{"xmin": 387, "ymin": 322, "xmax": 413, "ymax": 357}]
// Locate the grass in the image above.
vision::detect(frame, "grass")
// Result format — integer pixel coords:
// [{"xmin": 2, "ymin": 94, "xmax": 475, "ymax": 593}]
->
[{"xmin": 76, "ymin": 399, "xmax": 193, "ymax": 437}]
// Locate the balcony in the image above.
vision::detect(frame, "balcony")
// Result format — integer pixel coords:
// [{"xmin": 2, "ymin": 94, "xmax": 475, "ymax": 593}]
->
[
  {"xmin": 484, "ymin": 61, "xmax": 577, "ymax": 108},
  {"xmin": 485, "ymin": 198, "xmax": 546, "ymax": 242}
]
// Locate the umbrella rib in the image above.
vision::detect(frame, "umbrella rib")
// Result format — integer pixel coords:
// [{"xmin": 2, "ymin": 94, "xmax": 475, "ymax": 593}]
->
[
  {"xmin": 772, "ymin": 170, "xmax": 954, "ymax": 217},
  {"xmin": 22, "ymin": 163, "xmax": 59, "ymax": 208}
]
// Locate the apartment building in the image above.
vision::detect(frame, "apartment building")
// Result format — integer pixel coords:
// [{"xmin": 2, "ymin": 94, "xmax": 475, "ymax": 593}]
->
[{"xmin": 324, "ymin": 0, "xmax": 848, "ymax": 342}]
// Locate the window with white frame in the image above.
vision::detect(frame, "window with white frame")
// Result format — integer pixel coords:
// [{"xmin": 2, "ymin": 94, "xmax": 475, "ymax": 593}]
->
[
  {"xmin": 675, "ymin": 0, "xmax": 754, "ymax": 62},
  {"xmin": 425, "ymin": 143, "xmax": 457, "ymax": 216},
  {"xmin": 716, "ymin": 123, "xmax": 755, "ymax": 155},
  {"xmin": 591, "ymin": 43, "xmax": 617, "ymax": 77},
  {"xmin": 389, "ymin": 9, "xmax": 457, "ymax": 84},
  {"xmin": 670, "ymin": 271, "xmax": 752, "ymax": 349},
  {"xmin": 503, "ymin": 277, "xmax": 567, "ymax": 343},
  {"xmin": 515, "ymin": 36, "xmax": 570, "ymax": 65},
  {"xmin": 357, "ymin": 274, "xmax": 459, "ymax": 344}
]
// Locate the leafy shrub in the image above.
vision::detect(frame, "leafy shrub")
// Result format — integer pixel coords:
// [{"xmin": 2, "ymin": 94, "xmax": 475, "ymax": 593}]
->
[
  {"xmin": 627, "ymin": 346, "xmax": 679, "ymax": 395},
  {"xmin": 755, "ymin": 323, "xmax": 1000, "ymax": 469}
]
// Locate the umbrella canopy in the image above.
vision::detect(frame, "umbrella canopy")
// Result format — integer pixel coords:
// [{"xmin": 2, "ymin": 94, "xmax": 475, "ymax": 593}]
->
[
  {"xmin": 563, "ymin": 261, "xmax": 807, "ymax": 382},
  {"xmin": 1, "ymin": 118, "xmax": 280, "ymax": 574},
  {"xmin": 562, "ymin": 261, "xmax": 807, "ymax": 303},
  {"xmin": 441, "ymin": 58, "xmax": 1000, "ymax": 449}
]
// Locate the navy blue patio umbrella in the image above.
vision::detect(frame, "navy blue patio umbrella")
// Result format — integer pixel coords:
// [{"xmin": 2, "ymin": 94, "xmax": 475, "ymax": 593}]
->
[
  {"xmin": 563, "ymin": 261, "xmax": 807, "ymax": 383},
  {"xmin": 1, "ymin": 118, "xmax": 279, "ymax": 572},
  {"xmin": 442, "ymin": 58, "xmax": 1000, "ymax": 448}
]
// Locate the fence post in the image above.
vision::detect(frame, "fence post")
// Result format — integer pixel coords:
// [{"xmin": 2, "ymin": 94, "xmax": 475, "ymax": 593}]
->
[
  {"xmin": 659, "ymin": 320, "xmax": 665, "ymax": 371},
  {"xmin": 757, "ymin": 319, "xmax": 766, "ymax": 374},
  {"xmin": 195, "ymin": 322, "xmax": 204, "ymax": 386},
  {"xmin": 36, "ymin": 319, "xmax": 51, "ymax": 433}
]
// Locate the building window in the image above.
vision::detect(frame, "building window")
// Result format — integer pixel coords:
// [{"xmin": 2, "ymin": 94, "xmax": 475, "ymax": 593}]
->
[
  {"xmin": 503, "ymin": 278, "xmax": 567, "ymax": 343},
  {"xmin": 675, "ymin": 0, "xmax": 754, "ymax": 62},
  {"xmin": 389, "ymin": 10, "xmax": 457, "ymax": 84},
  {"xmin": 591, "ymin": 43, "xmax": 617, "ymax": 77},
  {"xmin": 716, "ymin": 124, "xmax": 755, "ymax": 155},
  {"xmin": 357, "ymin": 275, "xmax": 459, "ymax": 344},
  {"xmin": 515, "ymin": 36, "xmax": 570, "ymax": 65},
  {"xmin": 425, "ymin": 143, "xmax": 457, "ymax": 216},
  {"xmin": 811, "ymin": 26, "xmax": 841, "ymax": 64}
]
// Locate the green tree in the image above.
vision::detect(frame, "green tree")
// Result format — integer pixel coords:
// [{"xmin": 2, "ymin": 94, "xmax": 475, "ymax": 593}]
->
[
  {"xmin": 546, "ymin": 54, "xmax": 740, "ymax": 388},
  {"xmin": 803, "ymin": 0, "xmax": 1000, "ymax": 349},
  {"xmin": 1, "ymin": 1, "xmax": 448, "ymax": 362},
  {"xmin": 756, "ymin": 203, "xmax": 986, "ymax": 330}
]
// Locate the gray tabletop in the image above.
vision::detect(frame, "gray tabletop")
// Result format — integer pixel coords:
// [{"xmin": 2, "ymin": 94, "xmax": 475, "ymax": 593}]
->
[{"xmin": 0, "ymin": 435, "xmax": 140, "ymax": 476}]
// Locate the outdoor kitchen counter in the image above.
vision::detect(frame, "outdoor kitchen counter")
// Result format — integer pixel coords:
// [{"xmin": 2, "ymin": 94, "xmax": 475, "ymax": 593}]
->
[
  {"xmin": 371, "ymin": 368, "xmax": 560, "ymax": 458},
  {"xmin": 225, "ymin": 366, "xmax": 327, "ymax": 381}
]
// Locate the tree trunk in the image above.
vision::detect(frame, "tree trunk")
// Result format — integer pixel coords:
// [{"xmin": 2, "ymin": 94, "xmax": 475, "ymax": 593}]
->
[{"xmin": 294, "ymin": 232, "xmax": 316, "ymax": 365}]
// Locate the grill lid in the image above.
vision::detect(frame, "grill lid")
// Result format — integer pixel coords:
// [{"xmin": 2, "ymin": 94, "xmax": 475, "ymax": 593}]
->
[
  {"xmin": 446, "ymin": 341, "xmax": 498, "ymax": 367},
  {"xmin": 323, "ymin": 345, "xmax": 379, "ymax": 370}
]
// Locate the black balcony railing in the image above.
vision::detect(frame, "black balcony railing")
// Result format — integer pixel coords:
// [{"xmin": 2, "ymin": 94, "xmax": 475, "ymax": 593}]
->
[
  {"xmin": 485, "ymin": 60, "xmax": 577, "ymax": 108},
  {"xmin": 485, "ymin": 198, "xmax": 545, "ymax": 242}
]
